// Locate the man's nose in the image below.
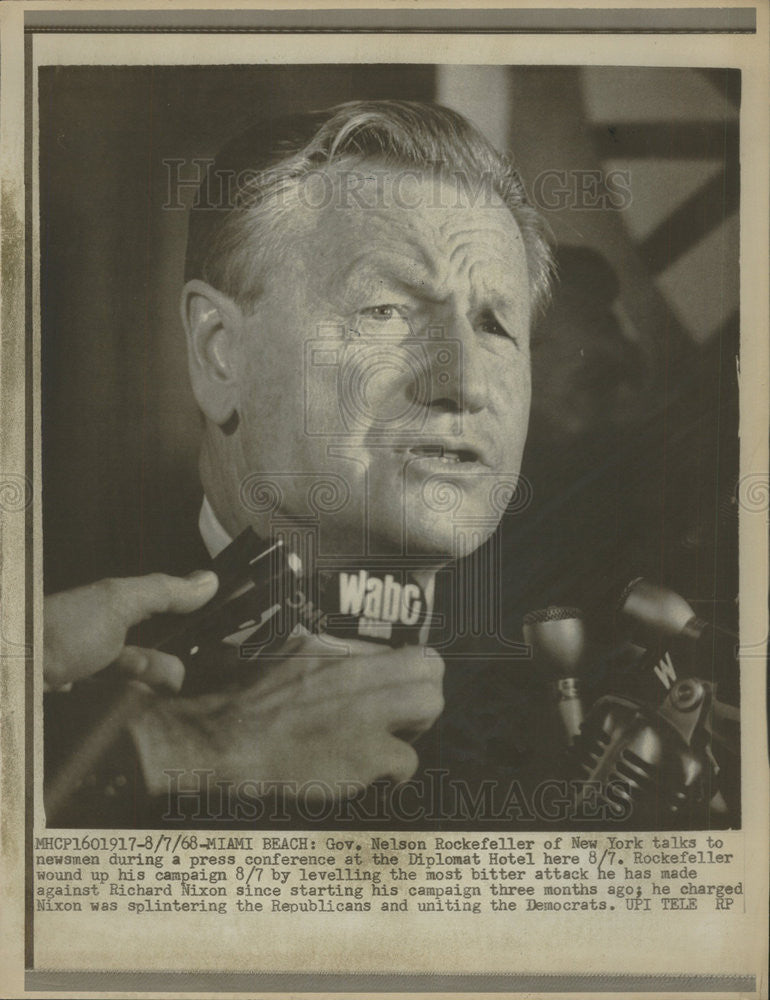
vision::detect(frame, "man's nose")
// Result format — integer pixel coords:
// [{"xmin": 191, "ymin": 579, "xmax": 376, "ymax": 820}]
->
[{"xmin": 409, "ymin": 312, "xmax": 488, "ymax": 415}]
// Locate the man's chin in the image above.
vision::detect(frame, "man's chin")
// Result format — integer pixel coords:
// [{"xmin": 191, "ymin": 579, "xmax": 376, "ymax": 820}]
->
[
  {"xmin": 387, "ymin": 518, "xmax": 496, "ymax": 564},
  {"xmin": 311, "ymin": 504, "xmax": 498, "ymax": 563},
  {"xmin": 409, "ymin": 531, "xmax": 493, "ymax": 562}
]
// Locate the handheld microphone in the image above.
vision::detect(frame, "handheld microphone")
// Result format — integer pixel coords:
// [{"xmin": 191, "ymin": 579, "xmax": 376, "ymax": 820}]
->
[
  {"xmin": 45, "ymin": 529, "xmax": 430, "ymax": 823},
  {"xmin": 45, "ymin": 527, "xmax": 283, "ymax": 822},
  {"xmin": 133, "ymin": 529, "xmax": 299, "ymax": 692},
  {"xmin": 522, "ymin": 606, "xmax": 586, "ymax": 747},
  {"xmin": 132, "ymin": 540, "xmax": 429, "ymax": 690}
]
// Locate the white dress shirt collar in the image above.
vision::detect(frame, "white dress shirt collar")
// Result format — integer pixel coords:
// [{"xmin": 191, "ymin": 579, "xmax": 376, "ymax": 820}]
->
[{"xmin": 198, "ymin": 496, "xmax": 233, "ymax": 558}]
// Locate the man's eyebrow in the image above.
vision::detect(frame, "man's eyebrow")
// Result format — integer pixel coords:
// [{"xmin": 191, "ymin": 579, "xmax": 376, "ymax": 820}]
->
[
  {"xmin": 479, "ymin": 289, "xmax": 526, "ymax": 313},
  {"xmin": 336, "ymin": 252, "xmax": 435, "ymax": 294}
]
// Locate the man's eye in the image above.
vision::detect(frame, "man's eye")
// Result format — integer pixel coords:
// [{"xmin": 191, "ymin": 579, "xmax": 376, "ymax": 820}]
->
[
  {"xmin": 479, "ymin": 318, "xmax": 505, "ymax": 336},
  {"xmin": 360, "ymin": 304, "xmax": 407, "ymax": 321},
  {"xmin": 478, "ymin": 315, "xmax": 517, "ymax": 345},
  {"xmin": 351, "ymin": 304, "xmax": 412, "ymax": 336}
]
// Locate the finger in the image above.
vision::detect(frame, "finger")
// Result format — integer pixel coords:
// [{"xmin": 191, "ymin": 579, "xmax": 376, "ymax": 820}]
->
[
  {"xmin": 253, "ymin": 630, "xmax": 375, "ymax": 677},
  {"xmin": 304, "ymin": 651, "xmax": 443, "ymax": 702},
  {"xmin": 357, "ymin": 679, "xmax": 445, "ymax": 736},
  {"xmin": 253, "ymin": 645, "xmax": 444, "ymax": 707},
  {"xmin": 114, "ymin": 645, "xmax": 185, "ymax": 693},
  {"xmin": 107, "ymin": 571, "xmax": 219, "ymax": 628},
  {"xmin": 260, "ymin": 632, "xmax": 392, "ymax": 669},
  {"xmin": 113, "ymin": 645, "xmax": 149, "ymax": 676},
  {"xmin": 251, "ymin": 633, "xmax": 397, "ymax": 697}
]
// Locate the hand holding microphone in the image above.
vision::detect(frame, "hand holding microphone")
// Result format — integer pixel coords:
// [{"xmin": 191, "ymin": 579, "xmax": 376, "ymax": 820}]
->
[
  {"xmin": 45, "ymin": 528, "xmax": 442, "ymax": 822},
  {"xmin": 43, "ymin": 570, "xmax": 219, "ymax": 693}
]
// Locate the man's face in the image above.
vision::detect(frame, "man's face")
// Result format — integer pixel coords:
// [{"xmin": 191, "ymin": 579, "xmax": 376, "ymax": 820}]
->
[{"xmin": 230, "ymin": 165, "xmax": 532, "ymax": 559}]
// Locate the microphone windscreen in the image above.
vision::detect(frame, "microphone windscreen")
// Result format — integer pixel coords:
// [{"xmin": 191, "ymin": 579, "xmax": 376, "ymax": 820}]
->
[
  {"xmin": 618, "ymin": 578, "xmax": 698, "ymax": 637},
  {"xmin": 522, "ymin": 607, "xmax": 586, "ymax": 677}
]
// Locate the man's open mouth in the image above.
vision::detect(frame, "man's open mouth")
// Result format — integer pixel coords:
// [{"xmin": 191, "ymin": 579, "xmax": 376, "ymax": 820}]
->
[{"xmin": 405, "ymin": 445, "xmax": 479, "ymax": 464}]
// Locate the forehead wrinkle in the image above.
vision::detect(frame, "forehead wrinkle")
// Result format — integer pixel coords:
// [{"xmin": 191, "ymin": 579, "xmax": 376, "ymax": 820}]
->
[
  {"xmin": 444, "ymin": 236, "xmax": 521, "ymax": 288},
  {"xmin": 339, "ymin": 208, "xmax": 440, "ymax": 279},
  {"xmin": 436, "ymin": 215, "xmax": 522, "ymax": 268},
  {"xmin": 466, "ymin": 259, "xmax": 524, "ymax": 307},
  {"xmin": 439, "ymin": 221, "xmax": 520, "ymax": 253},
  {"xmin": 313, "ymin": 187, "xmax": 525, "ymax": 302},
  {"xmin": 424, "ymin": 224, "xmax": 528, "ymax": 310},
  {"xmin": 415, "ymin": 223, "xmax": 517, "ymax": 295},
  {"xmin": 335, "ymin": 246, "xmax": 432, "ymax": 294},
  {"xmin": 343, "ymin": 201, "xmax": 518, "ymax": 284},
  {"xmin": 446, "ymin": 238, "xmax": 513, "ymax": 269}
]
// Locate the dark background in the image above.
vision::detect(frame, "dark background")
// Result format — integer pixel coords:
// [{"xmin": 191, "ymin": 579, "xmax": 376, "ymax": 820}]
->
[
  {"xmin": 40, "ymin": 66, "xmax": 741, "ymax": 825},
  {"xmin": 41, "ymin": 65, "xmax": 434, "ymax": 588}
]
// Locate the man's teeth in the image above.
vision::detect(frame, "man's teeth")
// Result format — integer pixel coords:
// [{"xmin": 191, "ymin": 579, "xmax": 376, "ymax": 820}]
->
[{"xmin": 407, "ymin": 446, "xmax": 463, "ymax": 463}]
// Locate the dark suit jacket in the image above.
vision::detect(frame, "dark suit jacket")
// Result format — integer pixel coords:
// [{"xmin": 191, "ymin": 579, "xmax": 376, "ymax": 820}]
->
[{"xmin": 44, "ymin": 511, "xmax": 563, "ymax": 830}]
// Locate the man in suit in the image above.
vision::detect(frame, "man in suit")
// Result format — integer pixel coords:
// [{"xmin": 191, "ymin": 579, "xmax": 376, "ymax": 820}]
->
[{"xmin": 44, "ymin": 99, "xmax": 553, "ymax": 827}]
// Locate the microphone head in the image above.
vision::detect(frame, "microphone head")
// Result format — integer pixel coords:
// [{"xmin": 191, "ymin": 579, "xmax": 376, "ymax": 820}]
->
[
  {"xmin": 523, "ymin": 606, "xmax": 583, "ymax": 626},
  {"xmin": 522, "ymin": 606, "xmax": 586, "ymax": 676},
  {"xmin": 619, "ymin": 578, "xmax": 697, "ymax": 637}
]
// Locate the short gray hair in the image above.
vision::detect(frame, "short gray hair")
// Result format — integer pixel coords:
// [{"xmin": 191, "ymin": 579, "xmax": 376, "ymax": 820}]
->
[{"xmin": 186, "ymin": 100, "xmax": 553, "ymax": 315}]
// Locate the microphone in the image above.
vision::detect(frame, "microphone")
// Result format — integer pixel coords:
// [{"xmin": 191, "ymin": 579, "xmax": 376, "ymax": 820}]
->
[
  {"xmin": 613, "ymin": 576, "xmax": 739, "ymax": 705},
  {"xmin": 565, "ymin": 577, "xmax": 739, "ymax": 825},
  {"xmin": 522, "ymin": 606, "xmax": 587, "ymax": 747},
  {"xmin": 45, "ymin": 531, "xmax": 430, "ymax": 823},
  {"xmin": 45, "ymin": 527, "xmax": 286, "ymax": 822},
  {"xmin": 571, "ymin": 682, "xmax": 716, "ymax": 824},
  {"xmin": 618, "ymin": 577, "xmax": 737, "ymax": 643}
]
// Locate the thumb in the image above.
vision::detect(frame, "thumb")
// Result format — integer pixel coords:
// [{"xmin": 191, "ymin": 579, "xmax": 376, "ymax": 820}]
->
[
  {"xmin": 115, "ymin": 570, "xmax": 219, "ymax": 627},
  {"xmin": 114, "ymin": 645, "xmax": 186, "ymax": 693}
]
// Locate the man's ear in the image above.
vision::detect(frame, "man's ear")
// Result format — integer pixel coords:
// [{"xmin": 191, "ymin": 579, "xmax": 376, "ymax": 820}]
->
[{"xmin": 181, "ymin": 280, "xmax": 243, "ymax": 426}]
